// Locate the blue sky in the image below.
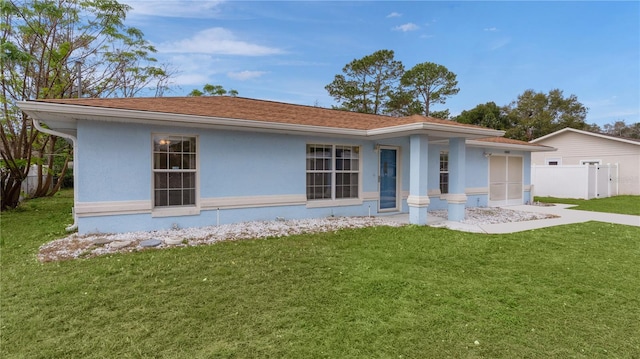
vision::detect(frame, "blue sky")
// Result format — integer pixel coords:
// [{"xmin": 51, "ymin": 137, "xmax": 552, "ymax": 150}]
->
[{"xmin": 122, "ymin": 1, "xmax": 639, "ymax": 127}]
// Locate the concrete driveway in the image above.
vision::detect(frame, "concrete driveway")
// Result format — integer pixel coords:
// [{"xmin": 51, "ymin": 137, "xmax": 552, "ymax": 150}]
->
[{"xmin": 428, "ymin": 204, "xmax": 640, "ymax": 234}]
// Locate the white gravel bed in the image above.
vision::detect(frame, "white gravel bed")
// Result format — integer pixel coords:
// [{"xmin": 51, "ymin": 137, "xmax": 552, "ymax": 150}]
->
[
  {"xmin": 38, "ymin": 207, "xmax": 556, "ymax": 262},
  {"xmin": 428, "ymin": 207, "xmax": 555, "ymax": 225},
  {"xmin": 38, "ymin": 216, "xmax": 403, "ymax": 262}
]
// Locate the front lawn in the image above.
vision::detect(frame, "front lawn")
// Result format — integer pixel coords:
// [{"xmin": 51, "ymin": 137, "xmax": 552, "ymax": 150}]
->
[
  {"xmin": 535, "ymin": 195, "xmax": 640, "ymax": 216},
  {"xmin": 2, "ymin": 192, "xmax": 639, "ymax": 358}
]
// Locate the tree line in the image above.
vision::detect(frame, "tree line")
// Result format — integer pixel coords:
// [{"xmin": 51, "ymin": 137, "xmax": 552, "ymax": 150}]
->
[
  {"xmin": 324, "ymin": 49, "xmax": 640, "ymax": 141},
  {"xmin": 455, "ymin": 89, "xmax": 588, "ymax": 141},
  {"xmin": 325, "ymin": 49, "xmax": 458, "ymax": 119}
]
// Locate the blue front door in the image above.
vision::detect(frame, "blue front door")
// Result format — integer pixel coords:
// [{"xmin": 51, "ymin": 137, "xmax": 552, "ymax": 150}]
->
[{"xmin": 379, "ymin": 148, "xmax": 398, "ymax": 210}]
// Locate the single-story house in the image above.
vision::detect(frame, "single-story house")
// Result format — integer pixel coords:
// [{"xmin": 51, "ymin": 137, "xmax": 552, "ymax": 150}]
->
[
  {"xmin": 18, "ymin": 96, "xmax": 553, "ymax": 234},
  {"xmin": 531, "ymin": 128, "xmax": 640, "ymax": 196}
]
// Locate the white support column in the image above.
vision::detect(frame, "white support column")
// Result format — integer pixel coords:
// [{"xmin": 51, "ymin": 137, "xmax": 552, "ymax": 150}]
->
[
  {"xmin": 408, "ymin": 134, "xmax": 429, "ymax": 225},
  {"xmin": 447, "ymin": 137, "xmax": 467, "ymax": 221}
]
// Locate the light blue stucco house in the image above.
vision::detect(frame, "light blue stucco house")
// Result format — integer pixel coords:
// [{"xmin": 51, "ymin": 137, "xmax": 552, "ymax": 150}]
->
[{"xmin": 19, "ymin": 96, "xmax": 552, "ymax": 234}]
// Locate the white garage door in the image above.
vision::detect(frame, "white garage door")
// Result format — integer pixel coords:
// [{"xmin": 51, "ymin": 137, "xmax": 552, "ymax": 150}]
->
[{"xmin": 489, "ymin": 156, "xmax": 523, "ymax": 207}]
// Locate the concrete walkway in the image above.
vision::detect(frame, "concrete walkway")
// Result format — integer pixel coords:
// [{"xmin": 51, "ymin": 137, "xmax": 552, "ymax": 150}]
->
[
  {"xmin": 385, "ymin": 204, "xmax": 640, "ymax": 234},
  {"xmin": 476, "ymin": 204, "xmax": 639, "ymax": 234}
]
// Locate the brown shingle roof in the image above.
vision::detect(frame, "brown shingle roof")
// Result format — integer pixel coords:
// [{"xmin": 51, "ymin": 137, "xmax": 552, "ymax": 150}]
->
[
  {"xmin": 38, "ymin": 96, "xmax": 493, "ymax": 131},
  {"xmin": 476, "ymin": 136, "xmax": 550, "ymax": 147}
]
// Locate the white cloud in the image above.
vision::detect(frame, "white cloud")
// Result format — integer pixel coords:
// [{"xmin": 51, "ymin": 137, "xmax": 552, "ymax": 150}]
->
[
  {"xmin": 588, "ymin": 108, "xmax": 639, "ymax": 124},
  {"xmin": 173, "ymin": 73, "xmax": 211, "ymax": 87},
  {"xmin": 227, "ymin": 70, "xmax": 267, "ymax": 81},
  {"xmin": 489, "ymin": 37, "xmax": 511, "ymax": 50},
  {"xmin": 583, "ymin": 96, "xmax": 618, "ymax": 108},
  {"xmin": 484, "ymin": 27, "xmax": 498, "ymax": 32},
  {"xmin": 123, "ymin": 0, "xmax": 224, "ymax": 18},
  {"xmin": 168, "ymin": 54, "xmax": 221, "ymax": 71},
  {"xmin": 157, "ymin": 27, "xmax": 284, "ymax": 56},
  {"xmin": 392, "ymin": 23, "xmax": 419, "ymax": 32},
  {"xmin": 386, "ymin": 12, "xmax": 402, "ymax": 18}
]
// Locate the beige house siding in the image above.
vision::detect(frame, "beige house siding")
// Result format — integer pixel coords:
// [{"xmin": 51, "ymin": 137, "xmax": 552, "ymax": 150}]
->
[{"xmin": 531, "ymin": 130, "xmax": 640, "ymax": 195}]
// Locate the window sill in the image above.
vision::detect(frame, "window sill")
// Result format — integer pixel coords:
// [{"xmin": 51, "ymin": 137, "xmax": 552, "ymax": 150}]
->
[
  {"xmin": 306, "ymin": 198, "xmax": 363, "ymax": 208},
  {"xmin": 151, "ymin": 206, "xmax": 200, "ymax": 218}
]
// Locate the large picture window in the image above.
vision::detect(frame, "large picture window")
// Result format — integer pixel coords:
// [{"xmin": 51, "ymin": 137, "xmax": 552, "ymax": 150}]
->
[
  {"xmin": 306, "ymin": 144, "xmax": 360, "ymax": 200},
  {"xmin": 153, "ymin": 135, "xmax": 197, "ymax": 207}
]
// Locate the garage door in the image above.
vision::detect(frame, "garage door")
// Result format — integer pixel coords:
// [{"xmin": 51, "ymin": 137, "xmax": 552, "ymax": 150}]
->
[{"xmin": 489, "ymin": 156, "xmax": 523, "ymax": 206}]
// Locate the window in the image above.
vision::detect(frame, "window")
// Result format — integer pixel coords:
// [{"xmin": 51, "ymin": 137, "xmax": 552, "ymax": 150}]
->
[
  {"xmin": 439, "ymin": 151, "xmax": 449, "ymax": 194},
  {"xmin": 306, "ymin": 144, "xmax": 359, "ymax": 200},
  {"xmin": 545, "ymin": 158, "xmax": 561, "ymax": 166},
  {"xmin": 581, "ymin": 160, "xmax": 601, "ymax": 165},
  {"xmin": 153, "ymin": 135, "xmax": 197, "ymax": 207}
]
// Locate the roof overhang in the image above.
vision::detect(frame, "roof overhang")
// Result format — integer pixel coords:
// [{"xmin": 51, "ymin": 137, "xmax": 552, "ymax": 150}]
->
[
  {"xmin": 467, "ymin": 139, "xmax": 556, "ymax": 152},
  {"xmin": 531, "ymin": 127, "xmax": 640, "ymax": 146},
  {"xmin": 18, "ymin": 100, "xmax": 504, "ymax": 140},
  {"xmin": 367, "ymin": 122, "xmax": 504, "ymax": 140}
]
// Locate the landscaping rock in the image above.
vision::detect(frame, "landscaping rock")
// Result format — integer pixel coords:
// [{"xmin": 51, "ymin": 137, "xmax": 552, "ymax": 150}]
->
[
  {"xmin": 38, "ymin": 207, "xmax": 559, "ymax": 262},
  {"xmin": 110, "ymin": 240, "xmax": 132, "ymax": 249},
  {"xmin": 140, "ymin": 239, "xmax": 162, "ymax": 247},
  {"xmin": 164, "ymin": 237, "xmax": 184, "ymax": 245},
  {"xmin": 92, "ymin": 238, "xmax": 112, "ymax": 245}
]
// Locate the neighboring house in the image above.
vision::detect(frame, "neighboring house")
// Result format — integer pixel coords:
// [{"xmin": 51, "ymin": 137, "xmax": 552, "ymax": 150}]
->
[
  {"xmin": 18, "ymin": 97, "xmax": 552, "ymax": 234},
  {"xmin": 530, "ymin": 128, "xmax": 640, "ymax": 197}
]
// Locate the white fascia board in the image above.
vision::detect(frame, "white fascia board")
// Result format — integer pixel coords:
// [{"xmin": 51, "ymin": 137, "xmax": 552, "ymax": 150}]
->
[
  {"xmin": 467, "ymin": 139, "xmax": 557, "ymax": 152},
  {"xmin": 531, "ymin": 127, "xmax": 640, "ymax": 146},
  {"xmin": 367, "ymin": 122, "xmax": 504, "ymax": 139},
  {"xmin": 529, "ymin": 127, "xmax": 571, "ymax": 143},
  {"xmin": 18, "ymin": 101, "xmax": 505, "ymax": 139},
  {"xmin": 18, "ymin": 101, "xmax": 367, "ymax": 137}
]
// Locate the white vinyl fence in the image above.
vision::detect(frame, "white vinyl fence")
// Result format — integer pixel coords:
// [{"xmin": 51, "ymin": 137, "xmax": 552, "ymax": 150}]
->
[
  {"xmin": 20, "ymin": 165, "xmax": 49, "ymax": 199},
  {"xmin": 531, "ymin": 164, "xmax": 619, "ymax": 199}
]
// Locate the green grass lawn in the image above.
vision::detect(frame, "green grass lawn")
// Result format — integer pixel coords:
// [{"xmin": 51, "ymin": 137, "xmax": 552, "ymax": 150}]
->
[
  {"xmin": 2, "ymin": 191, "xmax": 639, "ymax": 358},
  {"xmin": 535, "ymin": 195, "xmax": 640, "ymax": 216}
]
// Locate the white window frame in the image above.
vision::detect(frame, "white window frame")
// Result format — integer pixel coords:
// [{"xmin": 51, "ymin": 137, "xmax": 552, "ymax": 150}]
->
[
  {"xmin": 151, "ymin": 134, "xmax": 200, "ymax": 217},
  {"xmin": 439, "ymin": 151, "xmax": 449, "ymax": 194},
  {"xmin": 306, "ymin": 143, "xmax": 362, "ymax": 208},
  {"xmin": 580, "ymin": 159, "xmax": 602, "ymax": 165}
]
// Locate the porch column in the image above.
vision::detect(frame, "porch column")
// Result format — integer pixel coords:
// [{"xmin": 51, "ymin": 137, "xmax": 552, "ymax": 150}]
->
[
  {"xmin": 408, "ymin": 134, "xmax": 430, "ymax": 225},
  {"xmin": 447, "ymin": 137, "xmax": 467, "ymax": 221}
]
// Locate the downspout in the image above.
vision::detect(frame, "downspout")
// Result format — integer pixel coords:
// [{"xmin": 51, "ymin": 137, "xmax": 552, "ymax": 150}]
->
[{"xmin": 32, "ymin": 119, "xmax": 78, "ymax": 232}]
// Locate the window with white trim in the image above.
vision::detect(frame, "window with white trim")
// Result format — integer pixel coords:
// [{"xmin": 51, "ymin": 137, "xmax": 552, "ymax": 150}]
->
[
  {"xmin": 580, "ymin": 160, "xmax": 601, "ymax": 165},
  {"xmin": 439, "ymin": 151, "xmax": 449, "ymax": 194},
  {"xmin": 153, "ymin": 135, "xmax": 197, "ymax": 207},
  {"xmin": 306, "ymin": 144, "xmax": 360, "ymax": 200},
  {"xmin": 545, "ymin": 158, "xmax": 561, "ymax": 166}
]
